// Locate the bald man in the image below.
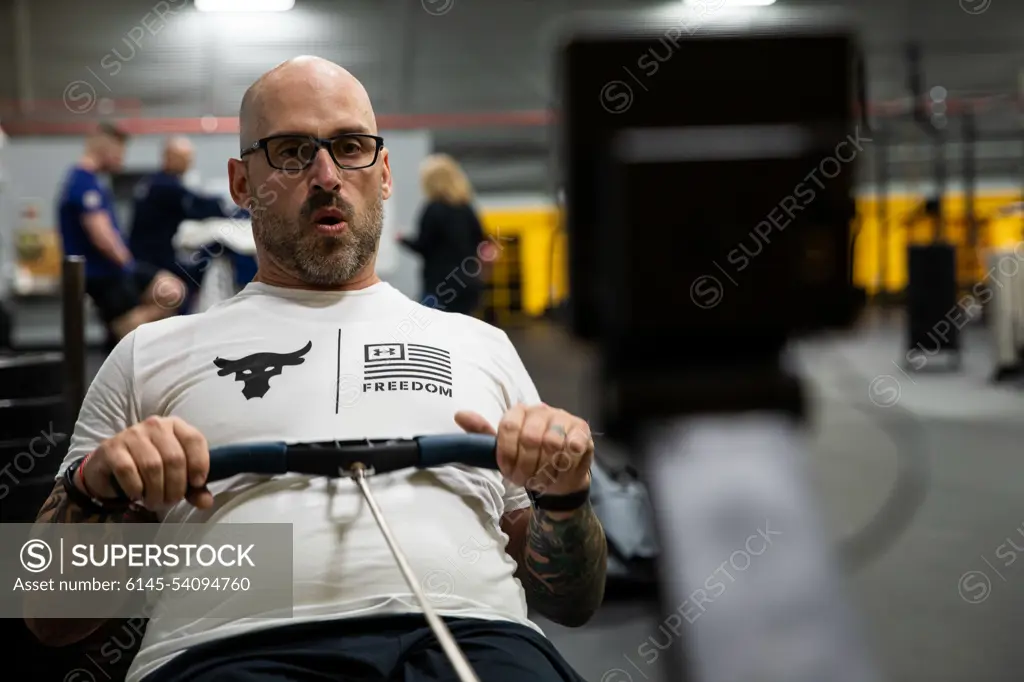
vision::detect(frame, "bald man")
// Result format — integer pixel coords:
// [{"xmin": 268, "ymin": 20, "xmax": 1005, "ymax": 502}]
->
[
  {"xmin": 31, "ymin": 57, "xmax": 602, "ymax": 682},
  {"xmin": 129, "ymin": 137, "xmax": 238, "ymax": 306}
]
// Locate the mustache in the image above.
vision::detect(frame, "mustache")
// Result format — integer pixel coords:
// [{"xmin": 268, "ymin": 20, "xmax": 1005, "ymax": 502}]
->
[{"xmin": 301, "ymin": 192, "xmax": 355, "ymax": 221}]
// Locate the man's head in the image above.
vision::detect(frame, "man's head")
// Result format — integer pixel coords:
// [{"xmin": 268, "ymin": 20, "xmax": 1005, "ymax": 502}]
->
[
  {"xmin": 88, "ymin": 122, "xmax": 129, "ymax": 174},
  {"xmin": 228, "ymin": 56, "xmax": 392, "ymax": 289},
  {"xmin": 163, "ymin": 137, "xmax": 195, "ymax": 176},
  {"xmin": 420, "ymin": 154, "xmax": 473, "ymax": 206}
]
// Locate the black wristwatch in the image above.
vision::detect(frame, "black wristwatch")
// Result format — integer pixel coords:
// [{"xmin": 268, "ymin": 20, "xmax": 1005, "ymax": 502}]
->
[
  {"xmin": 62, "ymin": 458, "xmax": 131, "ymax": 513},
  {"xmin": 528, "ymin": 486, "xmax": 590, "ymax": 512}
]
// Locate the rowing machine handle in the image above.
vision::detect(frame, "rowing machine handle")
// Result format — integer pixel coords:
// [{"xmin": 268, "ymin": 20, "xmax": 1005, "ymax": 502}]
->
[
  {"xmin": 201, "ymin": 432, "xmax": 497, "ymax": 475},
  {"xmin": 106, "ymin": 434, "xmax": 498, "ymax": 499},
  {"xmin": 207, "ymin": 441, "xmax": 289, "ymax": 481},
  {"xmin": 414, "ymin": 434, "xmax": 498, "ymax": 470},
  {"xmin": 199, "ymin": 434, "xmax": 499, "ymax": 480},
  {"xmin": 106, "ymin": 441, "xmax": 290, "ymax": 500}
]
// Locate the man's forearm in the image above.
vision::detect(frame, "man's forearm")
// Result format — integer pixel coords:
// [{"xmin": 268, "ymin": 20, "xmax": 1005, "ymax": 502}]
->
[
  {"xmin": 95, "ymin": 231, "xmax": 132, "ymax": 267},
  {"xmin": 521, "ymin": 501, "xmax": 608, "ymax": 627},
  {"xmin": 26, "ymin": 481, "xmax": 155, "ymax": 646},
  {"xmin": 398, "ymin": 235, "xmax": 423, "ymax": 254},
  {"xmin": 84, "ymin": 218, "xmax": 132, "ymax": 267}
]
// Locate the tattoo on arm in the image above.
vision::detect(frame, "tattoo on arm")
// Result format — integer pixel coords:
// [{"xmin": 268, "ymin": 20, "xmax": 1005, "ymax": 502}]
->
[
  {"xmin": 521, "ymin": 502, "xmax": 608, "ymax": 627},
  {"xmin": 25, "ymin": 483, "xmax": 156, "ymax": 647},
  {"xmin": 36, "ymin": 483, "xmax": 157, "ymax": 524}
]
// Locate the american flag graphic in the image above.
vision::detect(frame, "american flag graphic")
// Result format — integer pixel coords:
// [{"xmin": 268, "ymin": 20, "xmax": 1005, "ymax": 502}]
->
[{"xmin": 363, "ymin": 343, "xmax": 452, "ymax": 385}]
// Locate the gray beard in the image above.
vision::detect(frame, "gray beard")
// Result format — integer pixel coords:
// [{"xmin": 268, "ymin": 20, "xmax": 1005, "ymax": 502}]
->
[{"xmin": 250, "ymin": 190, "xmax": 384, "ymax": 286}]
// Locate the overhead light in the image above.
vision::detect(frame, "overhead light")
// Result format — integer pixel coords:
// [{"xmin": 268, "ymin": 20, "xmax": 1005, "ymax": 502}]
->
[
  {"xmin": 654, "ymin": 0, "xmax": 777, "ymax": 21},
  {"xmin": 683, "ymin": 0, "xmax": 776, "ymax": 5},
  {"xmin": 195, "ymin": 0, "xmax": 295, "ymax": 12}
]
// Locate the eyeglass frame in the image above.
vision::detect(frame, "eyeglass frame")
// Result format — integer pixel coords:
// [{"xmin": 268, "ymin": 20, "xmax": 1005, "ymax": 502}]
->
[{"xmin": 239, "ymin": 133, "xmax": 385, "ymax": 171}]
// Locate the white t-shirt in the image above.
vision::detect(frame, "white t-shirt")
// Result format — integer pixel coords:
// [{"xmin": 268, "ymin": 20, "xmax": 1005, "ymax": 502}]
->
[{"xmin": 54, "ymin": 281, "xmax": 542, "ymax": 682}]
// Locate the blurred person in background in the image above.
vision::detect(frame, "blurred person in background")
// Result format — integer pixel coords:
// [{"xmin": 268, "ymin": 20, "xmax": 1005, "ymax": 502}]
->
[
  {"xmin": 399, "ymin": 154, "xmax": 495, "ymax": 315},
  {"xmin": 57, "ymin": 123, "xmax": 186, "ymax": 344},
  {"xmin": 903, "ymin": 195, "xmax": 942, "ymax": 245},
  {"xmin": 129, "ymin": 136, "xmax": 239, "ymax": 312}
]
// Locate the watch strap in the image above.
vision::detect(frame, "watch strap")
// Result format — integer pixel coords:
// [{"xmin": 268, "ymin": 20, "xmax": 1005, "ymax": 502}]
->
[
  {"xmin": 528, "ymin": 486, "xmax": 590, "ymax": 512},
  {"xmin": 62, "ymin": 458, "xmax": 130, "ymax": 513}
]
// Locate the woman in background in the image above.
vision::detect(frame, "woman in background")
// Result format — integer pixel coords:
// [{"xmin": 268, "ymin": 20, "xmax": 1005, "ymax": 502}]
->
[{"xmin": 399, "ymin": 154, "xmax": 494, "ymax": 315}]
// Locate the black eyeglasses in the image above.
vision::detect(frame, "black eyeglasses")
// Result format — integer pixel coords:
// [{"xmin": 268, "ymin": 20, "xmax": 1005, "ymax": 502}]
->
[{"xmin": 240, "ymin": 133, "xmax": 384, "ymax": 171}]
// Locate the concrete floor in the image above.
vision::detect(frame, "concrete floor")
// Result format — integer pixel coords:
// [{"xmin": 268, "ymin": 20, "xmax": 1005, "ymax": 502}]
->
[{"xmin": 59, "ymin": 310, "xmax": 1024, "ymax": 682}]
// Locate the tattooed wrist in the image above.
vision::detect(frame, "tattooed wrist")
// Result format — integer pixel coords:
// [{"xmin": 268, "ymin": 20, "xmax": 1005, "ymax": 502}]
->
[{"xmin": 522, "ymin": 501, "xmax": 607, "ymax": 627}]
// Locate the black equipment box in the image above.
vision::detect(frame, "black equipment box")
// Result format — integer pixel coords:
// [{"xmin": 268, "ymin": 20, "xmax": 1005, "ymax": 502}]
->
[
  {"xmin": 906, "ymin": 243, "xmax": 959, "ymax": 359},
  {"xmin": 560, "ymin": 17, "xmax": 864, "ymax": 429},
  {"xmin": 561, "ymin": 21, "xmax": 862, "ymax": 360}
]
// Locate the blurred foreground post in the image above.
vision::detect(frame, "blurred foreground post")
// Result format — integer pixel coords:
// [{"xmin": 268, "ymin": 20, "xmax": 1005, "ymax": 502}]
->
[{"xmin": 62, "ymin": 255, "xmax": 86, "ymax": 423}]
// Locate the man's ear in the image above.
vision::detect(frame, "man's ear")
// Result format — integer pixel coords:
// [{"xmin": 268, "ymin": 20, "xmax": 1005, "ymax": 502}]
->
[
  {"xmin": 227, "ymin": 158, "xmax": 252, "ymax": 210},
  {"xmin": 380, "ymin": 148, "xmax": 393, "ymax": 200}
]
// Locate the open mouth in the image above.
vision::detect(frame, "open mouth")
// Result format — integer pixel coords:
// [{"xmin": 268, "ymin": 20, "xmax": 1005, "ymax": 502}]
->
[
  {"xmin": 311, "ymin": 208, "xmax": 345, "ymax": 225},
  {"xmin": 310, "ymin": 208, "xmax": 347, "ymax": 231}
]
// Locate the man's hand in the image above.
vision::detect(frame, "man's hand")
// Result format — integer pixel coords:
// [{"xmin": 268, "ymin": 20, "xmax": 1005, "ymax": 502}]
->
[
  {"xmin": 455, "ymin": 404, "xmax": 593, "ymax": 495},
  {"xmin": 81, "ymin": 416, "xmax": 214, "ymax": 510}
]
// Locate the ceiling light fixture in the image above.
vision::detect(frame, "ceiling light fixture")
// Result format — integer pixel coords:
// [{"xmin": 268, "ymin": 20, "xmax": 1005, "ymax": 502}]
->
[
  {"xmin": 683, "ymin": 0, "xmax": 777, "ymax": 6},
  {"xmin": 195, "ymin": 0, "xmax": 295, "ymax": 12}
]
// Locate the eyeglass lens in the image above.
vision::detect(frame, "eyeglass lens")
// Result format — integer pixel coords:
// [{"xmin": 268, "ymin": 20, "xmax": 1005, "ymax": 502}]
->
[{"xmin": 266, "ymin": 135, "xmax": 377, "ymax": 170}]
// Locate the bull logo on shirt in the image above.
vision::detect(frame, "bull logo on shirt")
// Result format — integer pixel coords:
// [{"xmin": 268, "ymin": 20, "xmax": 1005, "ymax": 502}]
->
[{"xmin": 213, "ymin": 340, "xmax": 312, "ymax": 399}]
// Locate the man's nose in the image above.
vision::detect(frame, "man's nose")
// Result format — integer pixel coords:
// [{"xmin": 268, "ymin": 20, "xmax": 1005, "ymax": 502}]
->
[{"xmin": 309, "ymin": 148, "xmax": 342, "ymax": 192}]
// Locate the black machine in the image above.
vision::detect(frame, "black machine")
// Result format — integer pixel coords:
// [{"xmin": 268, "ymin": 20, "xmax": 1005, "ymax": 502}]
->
[
  {"xmin": 906, "ymin": 242, "xmax": 960, "ymax": 368},
  {"xmin": 560, "ymin": 10, "xmax": 876, "ymax": 682},
  {"xmin": 561, "ymin": 19, "xmax": 862, "ymax": 439}
]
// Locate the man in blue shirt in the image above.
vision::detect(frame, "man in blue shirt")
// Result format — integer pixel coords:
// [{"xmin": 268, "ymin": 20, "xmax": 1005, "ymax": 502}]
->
[
  {"xmin": 129, "ymin": 137, "xmax": 235, "ymax": 285},
  {"xmin": 57, "ymin": 122, "xmax": 186, "ymax": 342}
]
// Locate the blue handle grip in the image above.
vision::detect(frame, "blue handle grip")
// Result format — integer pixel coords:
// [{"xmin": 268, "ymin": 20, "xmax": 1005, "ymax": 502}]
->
[
  {"xmin": 201, "ymin": 436, "xmax": 497, "ymax": 486},
  {"xmin": 207, "ymin": 441, "xmax": 288, "ymax": 482},
  {"xmin": 416, "ymin": 434, "xmax": 498, "ymax": 470},
  {"xmin": 110, "ymin": 437, "xmax": 495, "ymax": 500}
]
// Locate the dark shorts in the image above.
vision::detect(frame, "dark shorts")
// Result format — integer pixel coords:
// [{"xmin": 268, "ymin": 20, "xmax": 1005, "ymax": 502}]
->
[
  {"xmin": 140, "ymin": 615, "xmax": 585, "ymax": 682},
  {"xmin": 85, "ymin": 263, "xmax": 160, "ymax": 325}
]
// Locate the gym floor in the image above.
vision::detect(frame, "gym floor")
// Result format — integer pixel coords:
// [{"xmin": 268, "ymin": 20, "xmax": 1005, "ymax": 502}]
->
[{"xmin": 55, "ymin": 310, "xmax": 1024, "ymax": 682}]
